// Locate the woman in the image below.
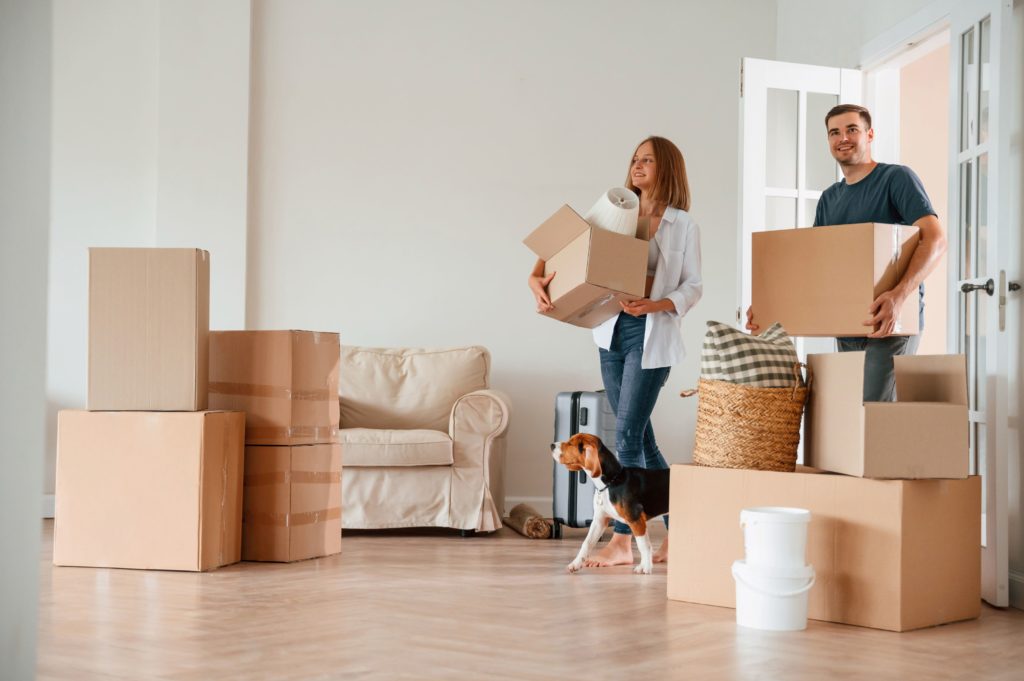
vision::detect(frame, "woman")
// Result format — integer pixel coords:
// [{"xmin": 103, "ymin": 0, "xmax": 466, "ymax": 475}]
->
[{"xmin": 528, "ymin": 136, "xmax": 702, "ymax": 567}]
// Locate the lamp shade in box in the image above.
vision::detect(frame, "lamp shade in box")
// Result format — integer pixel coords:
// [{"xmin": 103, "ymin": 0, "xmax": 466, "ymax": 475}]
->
[{"xmin": 583, "ymin": 187, "xmax": 639, "ymax": 237}]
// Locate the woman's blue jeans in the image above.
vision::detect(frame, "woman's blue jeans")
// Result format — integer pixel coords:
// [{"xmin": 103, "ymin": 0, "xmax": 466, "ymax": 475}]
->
[{"xmin": 598, "ymin": 313, "xmax": 670, "ymax": 535}]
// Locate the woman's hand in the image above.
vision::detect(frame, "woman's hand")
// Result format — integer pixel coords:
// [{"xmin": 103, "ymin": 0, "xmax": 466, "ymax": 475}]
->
[
  {"xmin": 621, "ymin": 298, "xmax": 673, "ymax": 316},
  {"xmin": 528, "ymin": 271, "xmax": 556, "ymax": 312}
]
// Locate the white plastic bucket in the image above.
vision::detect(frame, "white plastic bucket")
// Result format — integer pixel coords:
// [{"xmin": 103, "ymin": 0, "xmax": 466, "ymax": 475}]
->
[
  {"xmin": 740, "ymin": 506, "xmax": 810, "ymax": 569},
  {"xmin": 732, "ymin": 560, "xmax": 815, "ymax": 631}
]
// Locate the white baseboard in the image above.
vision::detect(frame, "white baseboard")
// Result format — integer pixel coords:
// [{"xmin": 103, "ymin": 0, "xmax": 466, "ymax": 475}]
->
[
  {"xmin": 504, "ymin": 496, "xmax": 552, "ymax": 516},
  {"xmin": 42, "ymin": 494, "xmax": 54, "ymax": 519},
  {"xmin": 1010, "ymin": 570, "xmax": 1024, "ymax": 611}
]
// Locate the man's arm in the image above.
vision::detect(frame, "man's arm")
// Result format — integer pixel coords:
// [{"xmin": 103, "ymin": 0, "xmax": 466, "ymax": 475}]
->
[{"xmin": 865, "ymin": 214, "xmax": 947, "ymax": 337}]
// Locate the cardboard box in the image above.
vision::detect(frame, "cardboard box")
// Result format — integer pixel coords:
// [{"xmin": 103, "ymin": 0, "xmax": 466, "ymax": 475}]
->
[
  {"xmin": 806, "ymin": 352, "xmax": 969, "ymax": 479},
  {"xmin": 523, "ymin": 206, "xmax": 648, "ymax": 328},
  {"xmin": 242, "ymin": 443, "xmax": 342, "ymax": 562},
  {"xmin": 667, "ymin": 464, "xmax": 981, "ymax": 632},
  {"xmin": 751, "ymin": 223, "xmax": 920, "ymax": 337},
  {"xmin": 88, "ymin": 247, "xmax": 210, "ymax": 411},
  {"xmin": 54, "ymin": 410, "xmax": 244, "ymax": 572},
  {"xmin": 208, "ymin": 330, "xmax": 340, "ymax": 445}
]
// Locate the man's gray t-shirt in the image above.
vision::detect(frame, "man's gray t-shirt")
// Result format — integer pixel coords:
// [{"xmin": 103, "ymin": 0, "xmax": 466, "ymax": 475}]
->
[
  {"xmin": 813, "ymin": 163, "xmax": 936, "ymax": 228},
  {"xmin": 813, "ymin": 163, "xmax": 937, "ymax": 332}
]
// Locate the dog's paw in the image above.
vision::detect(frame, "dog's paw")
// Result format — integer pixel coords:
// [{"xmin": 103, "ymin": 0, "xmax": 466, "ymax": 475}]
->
[
  {"xmin": 566, "ymin": 560, "xmax": 584, "ymax": 574},
  {"xmin": 633, "ymin": 563, "xmax": 653, "ymax": 575}
]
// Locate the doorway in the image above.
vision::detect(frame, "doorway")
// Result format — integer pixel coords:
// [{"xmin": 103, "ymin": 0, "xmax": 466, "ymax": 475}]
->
[{"xmin": 865, "ymin": 31, "xmax": 951, "ymax": 355}]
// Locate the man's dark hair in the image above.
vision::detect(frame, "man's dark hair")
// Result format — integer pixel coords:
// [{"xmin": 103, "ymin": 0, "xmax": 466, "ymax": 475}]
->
[{"xmin": 825, "ymin": 104, "xmax": 872, "ymax": 130}]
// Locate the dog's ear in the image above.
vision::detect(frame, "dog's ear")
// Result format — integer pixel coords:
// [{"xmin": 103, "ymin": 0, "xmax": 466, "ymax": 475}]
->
[{"xmin": 584, "ymin": 444, "xmax": 602, "ymax": 479}]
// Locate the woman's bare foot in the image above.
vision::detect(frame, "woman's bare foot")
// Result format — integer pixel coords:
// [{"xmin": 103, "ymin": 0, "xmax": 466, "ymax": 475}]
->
[
  {"xmin": 652, "ymin": 537, "xmax": 669, "ymax": 564},
  {"xmin": 583, "ymin": 532, "xmax": 634, "ymax": 567}
]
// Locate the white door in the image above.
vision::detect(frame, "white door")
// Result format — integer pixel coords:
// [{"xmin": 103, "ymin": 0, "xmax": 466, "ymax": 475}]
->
[
  {"xmin": 738, "ymin": 59, "xmax": 861, "ymax": 354},
  {"xmin": 949, "ymin": 0, "xmax": 1014, "ymax": 607}
]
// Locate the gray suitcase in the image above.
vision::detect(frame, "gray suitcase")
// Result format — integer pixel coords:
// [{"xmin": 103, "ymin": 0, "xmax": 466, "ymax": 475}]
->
[{"xmin": 552, "ymin": 390, "xmax": 617, "ymax": 539}]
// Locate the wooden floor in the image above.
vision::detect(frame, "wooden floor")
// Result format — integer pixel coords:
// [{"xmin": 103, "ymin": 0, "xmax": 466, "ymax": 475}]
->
[{"xmin": 36, "ymin": 520, "xmax": 1024, "ymax": 681}]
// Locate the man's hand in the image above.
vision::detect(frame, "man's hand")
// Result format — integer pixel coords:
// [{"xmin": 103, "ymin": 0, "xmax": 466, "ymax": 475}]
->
[
  {"xmin": 621, "ymin": 298, "xmax": 672, "ymax": 316},
  {"xmin": 864, "ymin": 289, "xmax": 906, "ymax": 338},
  {"xmin": 745, "ymin": 306, "xmax": 759, "ymax": 332}
]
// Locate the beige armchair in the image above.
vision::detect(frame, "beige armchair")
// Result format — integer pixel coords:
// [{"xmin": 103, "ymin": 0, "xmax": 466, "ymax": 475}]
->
[{"xmin": 338, "ymin": 346, "xmax": 510, "ymax": 533}]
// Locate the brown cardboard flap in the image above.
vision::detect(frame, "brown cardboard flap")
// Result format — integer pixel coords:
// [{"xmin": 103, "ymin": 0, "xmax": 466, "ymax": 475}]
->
[
  {"xmin": 586, "ymin": 228, "xmax": 647, "ymax": 296},
  {"xmin": 544, "ymin": 229, "xmax": 591, "ymax": 301},
  {"xmin": 894, "ymin": 354, "xmax": 968, "ymax": 405},
  {"xmin": 522, "ymin": 205, "xmax": 589, "ymax": 260},
  {"xmin": 805, "ymin": 352, "xmax": 867, "ymax": 475}
]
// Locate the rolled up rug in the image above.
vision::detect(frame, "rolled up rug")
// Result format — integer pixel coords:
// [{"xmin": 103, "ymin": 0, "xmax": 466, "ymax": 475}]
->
[{"xmin": 504, "ymin": 503, "xmax": 553, "ymax": 539}]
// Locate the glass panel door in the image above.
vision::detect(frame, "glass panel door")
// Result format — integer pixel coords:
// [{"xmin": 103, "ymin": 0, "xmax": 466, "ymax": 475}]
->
[{"xmin": 950, "ymin": 0, "xmax": 1011, "ymax": 607}]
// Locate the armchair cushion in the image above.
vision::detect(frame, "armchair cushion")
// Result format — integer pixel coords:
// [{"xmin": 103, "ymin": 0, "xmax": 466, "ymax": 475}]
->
[
  {"xmin": 339, "ymin": 346, "xmax": 489, "ymax": 431},
  {"xmin": 340, "ymin": 428, "xmax": 453, "ymax": 467}
]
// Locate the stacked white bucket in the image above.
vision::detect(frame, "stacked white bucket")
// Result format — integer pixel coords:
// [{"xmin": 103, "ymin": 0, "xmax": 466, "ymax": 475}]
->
[{"xmin": 731, "ymin": 507, "xmax": 816, "ymax": 631}]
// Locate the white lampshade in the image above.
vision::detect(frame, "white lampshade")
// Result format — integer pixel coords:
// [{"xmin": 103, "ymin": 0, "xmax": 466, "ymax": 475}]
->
[{"xmin": 583, "ymin": 187, "xmax": 640, "ymax": 237}]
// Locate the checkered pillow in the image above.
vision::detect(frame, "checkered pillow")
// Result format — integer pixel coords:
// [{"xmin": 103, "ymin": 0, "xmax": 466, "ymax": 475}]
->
[{"xmin": 700, "ymin": 321, "xmax": 802, "ymax": 388}]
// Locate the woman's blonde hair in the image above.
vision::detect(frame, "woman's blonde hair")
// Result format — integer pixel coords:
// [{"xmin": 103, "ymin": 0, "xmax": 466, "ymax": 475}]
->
[{"xmin": 625, "ymin": 136, "xmax": 691, "ymax": 211}]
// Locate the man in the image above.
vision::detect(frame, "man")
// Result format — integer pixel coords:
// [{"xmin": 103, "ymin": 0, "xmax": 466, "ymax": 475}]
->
[{"xmin": 748, "ymin": 103, "xmax": 947, "ymax": 401}]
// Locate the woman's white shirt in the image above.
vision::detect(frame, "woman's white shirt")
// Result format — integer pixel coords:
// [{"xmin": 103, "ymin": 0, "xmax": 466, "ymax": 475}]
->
[{"xmin": 591, "ymin": 206, "xmax": 703, "ymax": 369}]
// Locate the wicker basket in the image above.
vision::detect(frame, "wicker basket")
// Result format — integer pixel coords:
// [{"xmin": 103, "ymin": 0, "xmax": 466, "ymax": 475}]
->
[{"xmin": 684, "ymin": 369, "xmax": 809, "ymax": 473}]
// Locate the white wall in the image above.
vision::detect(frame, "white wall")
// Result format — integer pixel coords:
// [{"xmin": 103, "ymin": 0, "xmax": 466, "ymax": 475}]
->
[
  {"xmin": 46, "ymin": 0, "xmax": 251, "ymax": 499},
  {"xmin": 1, "ymin": 0, "xmax": 50, "ymax": 676},
  {"xmin": 246, "ymin": 0, "xmax": 777, "ymax": 502},
  {"xmin": 776, "ymin": 0, "xmax": 940, "ymax": 68},
  {"xmin": 155, "ymin": 0, "xmax": 251, "ymax": 328}
]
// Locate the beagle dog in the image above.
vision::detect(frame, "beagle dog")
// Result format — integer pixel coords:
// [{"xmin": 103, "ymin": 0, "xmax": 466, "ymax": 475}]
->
[{"xmin": 551, "ymin": 433, "xmax": 670, "ymax": 575}]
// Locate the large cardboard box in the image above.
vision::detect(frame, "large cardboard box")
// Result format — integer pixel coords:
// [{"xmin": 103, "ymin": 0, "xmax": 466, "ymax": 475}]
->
[
  {"xmin": 54, "ymin": 410, "xmax": 244, "ymax": 571},
  {"xmin": 242, "ymin": 443, "xmax": 342, "ymax": 562},
  {"xmin": 208, "ymin": 330, "xmax": 341, "ymax": 445},
  {"xmin": 523, "ymin": 206, "xmax": 648, "ymax": 328},
  {"xmin": 806, "ymin": 352, "xmax": 969, "ymax": 479},
  {"xmin": 88, "ymin": 247, "xmax": 210, "ymax": 411},
  {"xmin": 751, "ymin": 223, "xmax": 920, "ymax": 337},
  {"xmin": 667, "ymin": 464, "xmax": 981, "ymax": 632}
]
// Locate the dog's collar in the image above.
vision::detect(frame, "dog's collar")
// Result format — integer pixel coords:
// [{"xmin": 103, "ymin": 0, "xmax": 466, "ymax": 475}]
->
[{"xmin": 595, "ymin": 468, "xmax": 626, "ymax": 491}]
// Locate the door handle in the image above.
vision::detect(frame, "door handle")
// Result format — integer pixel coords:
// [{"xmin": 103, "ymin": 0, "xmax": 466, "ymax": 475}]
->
[{"xmin": 961, "ymin": 279, "xmax": 995, "ymax": 296}]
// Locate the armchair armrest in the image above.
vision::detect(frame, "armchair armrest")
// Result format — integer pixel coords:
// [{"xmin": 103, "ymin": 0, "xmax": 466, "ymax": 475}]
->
[
  {"xmin": 448, "ymin": 389, "xmax": 510, "ymax": 443},
  {"xmin": 447, "ymin": 389, "xmax": 511, "ymax": 532}
]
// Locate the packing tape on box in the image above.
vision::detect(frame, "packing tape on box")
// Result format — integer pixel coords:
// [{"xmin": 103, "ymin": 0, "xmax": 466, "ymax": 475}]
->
[
  {"xmin": 245, "ymin": 425, "xmax": 340, "ymax": 441},
  {"xmin": 243, "ymin": 506, "xmax": 342, "ymax": 527},
  {"xmin": 209, "ymin": 381, "xmax": 333, "ymax": 401},
  {"xmin": 567, "ymin": 293, "xmax": 617, "ymax": 324},
  {"xmin": 244, "ymin": 470, "xmax": 342, "ymax": 486}
]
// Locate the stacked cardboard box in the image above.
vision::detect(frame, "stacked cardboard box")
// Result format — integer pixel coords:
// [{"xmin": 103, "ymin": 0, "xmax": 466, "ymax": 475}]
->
[
  {"xmin": 55, "ymin": 248, "xmax": 245, "ymax": 572},
  {"xmin": 209, "ymin": 331, "xmax": 342, "ymax": 563},
  {"xmin": 668, "ymin": 354, "xmax": 977, "ymax": 631},
  {"xmin": 668, "ymin": 228, "xmax": 977, "ymax": 631}
]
